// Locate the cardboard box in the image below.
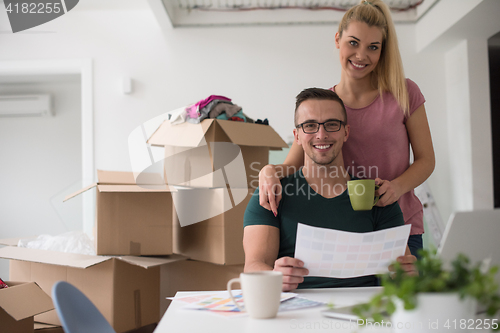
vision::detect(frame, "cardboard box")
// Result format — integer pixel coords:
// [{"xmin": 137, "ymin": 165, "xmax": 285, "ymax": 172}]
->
[
  {"xmin": 0, "ymin": 281, "xmax": 54, "ymax": 333},
  {"xmin": 0, "ymin": 246, "xmax": 186, "ymax": 333},
  {"xmin": 148, "ymin": 119, "xmax": 287, "ymax": 188},
  {"xmin": 34, "ymin": 321, "xmax": 154, "ymax": 333},
  {"xmin": 34, "ymin": 321, "xmax": 155, "ymax": 333},
  {"xmin": 64, "ymin": 170, "xmax": 174, "ymax": 256},
  {"xmin": 160, "ymin": 259, "xmax": 244, "ymax": 314},
  {"xmin": 172, "ymin": 187, "xmax": 253, "ymax": 265},
  {"xmin": 123, "ymin": 323, "xmax": 157, "ymax": 333},
  {"xmin": 34, "ymin": 323, "xmax": 64, "ymax": 333}
]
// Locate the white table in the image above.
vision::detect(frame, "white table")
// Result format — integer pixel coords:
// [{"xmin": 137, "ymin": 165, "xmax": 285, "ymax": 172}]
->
[{"xmin": 154, "ymin": 287, "xmax": 393, "ymax": 333}]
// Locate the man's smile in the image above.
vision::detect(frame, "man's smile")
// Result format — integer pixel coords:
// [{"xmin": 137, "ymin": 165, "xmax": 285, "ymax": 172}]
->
[{"xmin": 313, "ymin": 144, "xmax": 332, "ymax": 151}]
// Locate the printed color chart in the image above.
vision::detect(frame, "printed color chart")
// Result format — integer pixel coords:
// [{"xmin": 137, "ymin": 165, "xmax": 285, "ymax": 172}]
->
[{"xmin": 294, "ymin": 224, "xmax": 411, "ymax": 278}]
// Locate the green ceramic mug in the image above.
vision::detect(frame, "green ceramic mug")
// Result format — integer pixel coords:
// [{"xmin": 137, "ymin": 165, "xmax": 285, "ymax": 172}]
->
[{"xmin": 347, "ymin": 179, "xmax": 379, "ymax": 211}]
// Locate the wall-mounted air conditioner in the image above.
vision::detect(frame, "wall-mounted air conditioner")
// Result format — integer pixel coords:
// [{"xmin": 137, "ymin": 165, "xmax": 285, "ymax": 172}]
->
[{"xmin": 0, "ymin": 94, "xmax": 52, "ymax": 117}]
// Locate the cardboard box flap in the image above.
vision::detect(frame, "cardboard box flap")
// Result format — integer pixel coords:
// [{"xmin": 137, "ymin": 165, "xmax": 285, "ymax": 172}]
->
[
  {"xmin": 0, "ymin": 282, "xmax": 54, "ymax": 321},
  {"xmin": 63, "ymin": 183, "xmax": 97, "ymax": 202},
  {"xmin": 97, "ymin": 170, "xmax": 165, "ymax": 185},
  {"xmin": 0, "ymin": 246, "xmax": 111, "ymax": 268},
  {"xmin": 34, "ymin": 322, "xmax": 62, "ymax": 330},
  {"xmin": 216, "ymin": 120, "xmax": 288, "ymax": 148},
  {"xmin": 0, "ymin": 246, "xmax": 188, "ymax": 270},
  {"xmin": 96, "ymin": 184, "xmax": 173, "ymax": 193},
  {"xmin": 98, "ymin": 169, "xmax": 136, "ymax": 184},
  {"xmin": 147, "ymin": 119, "xmax": 210, "ymax": 148},
  {"xmin": 148, "ymin": 119, "xmax": 287, "ymax": 149},
  {"xmin": 117, "ymin": 254, "xmax": 187, "ymax": 268},
  {"xmin": 64, "ymin": 172, "xmax": 174, "ymax": 202}
]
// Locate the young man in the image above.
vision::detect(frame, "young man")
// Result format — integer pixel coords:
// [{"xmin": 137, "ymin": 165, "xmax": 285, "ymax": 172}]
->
[{"xmin": 243, "ymin": 88, "xmax": 416, "ymax": 291}]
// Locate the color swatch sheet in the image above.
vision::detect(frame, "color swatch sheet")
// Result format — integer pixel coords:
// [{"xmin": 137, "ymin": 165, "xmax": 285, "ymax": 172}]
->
[
  {"xmin": 170, "ymin": 291, "xmax": 324, "ymax": 318},
  {"xmin": 182, "ymin": 290, "xmax": 297, "ymax": 312},
  {"xmin": 294, "ymin": 223, "xmax": 411, "ymax": 278},
  {"xmin": 175, "ymin": 294, "xmax": 247, "ymax": 318}
]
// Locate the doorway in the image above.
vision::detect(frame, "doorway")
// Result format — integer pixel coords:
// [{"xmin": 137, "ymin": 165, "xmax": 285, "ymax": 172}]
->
[
  {"xmin": 488, "ymin": 32, "xmax": 500, "ymax": 208},
  {"xmin": 0, "ymin": 59, "xmax": 93, "ymax": 280}
]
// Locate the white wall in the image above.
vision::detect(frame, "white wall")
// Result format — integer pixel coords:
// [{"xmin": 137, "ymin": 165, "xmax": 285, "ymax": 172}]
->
[
  {"xmin": 413, "ymin": 0, "xmax": 500, "ymax": 223},
  {"xmin": 445, "ymin": 40, "xmax": 473, "ymax": 211},
  {"xmin": 410, "ymin": 47, "xmax": 451, "ymax": 224},
  {"xmin": 416, "ymin": 0, "xmax": 483, "ymax": 52},
  {"xmin": 467, "ymin": 38, "xmax": 495, "ymax": 210}
]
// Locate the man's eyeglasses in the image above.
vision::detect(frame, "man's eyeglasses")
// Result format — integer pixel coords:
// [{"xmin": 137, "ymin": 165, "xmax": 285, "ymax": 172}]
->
[{"xmin": 296, "ymin": 120, "xmax": 346, "ymax": 134}]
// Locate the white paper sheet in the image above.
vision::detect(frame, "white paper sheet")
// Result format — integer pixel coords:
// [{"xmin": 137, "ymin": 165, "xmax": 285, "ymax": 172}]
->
[{"xmin": 294, "ymin": 224, "xmax": 411, "ymax": 278}]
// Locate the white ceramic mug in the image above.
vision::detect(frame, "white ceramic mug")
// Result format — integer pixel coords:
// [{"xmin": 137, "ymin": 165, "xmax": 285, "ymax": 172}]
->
[{"xmin": 227, "ymin": 271, "xmax": 283, "ymax": 319}]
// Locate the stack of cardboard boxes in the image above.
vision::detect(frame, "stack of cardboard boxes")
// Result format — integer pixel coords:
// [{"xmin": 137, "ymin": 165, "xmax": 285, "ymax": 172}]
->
[
  {"xmin": 148, "ymin": 119, "xmax": 287, "ymax": 264},
  {"xmin": 0, "ymin": 118, "xmax": 287, "ymax": 332},
  {"xmin": 148, "ymin": 118, "xmax": 287, "ymax": 309}
]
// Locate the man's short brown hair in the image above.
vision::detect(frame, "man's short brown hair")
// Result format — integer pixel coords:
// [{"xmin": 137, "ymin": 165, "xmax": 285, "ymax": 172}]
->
[{"xmin": 294, "ymin": 88, "xmax": 347, "ymax": 126}]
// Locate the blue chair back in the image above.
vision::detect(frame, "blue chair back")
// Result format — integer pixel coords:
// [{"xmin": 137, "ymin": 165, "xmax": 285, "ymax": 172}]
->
[{"xmin": 52, "ymin": 281, "xmax": 116, "ymax": 333}]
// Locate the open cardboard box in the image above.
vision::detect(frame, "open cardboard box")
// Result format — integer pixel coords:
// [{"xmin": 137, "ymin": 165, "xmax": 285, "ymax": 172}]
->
[
  {"xmin": 0, "ymin": 281, "xmax": 54, "ymax": 333},
  {"xmin": 64, "ymin": 170, "xmax": 175, "ymax": 256},
  {"xmin": 148, "ymin": 119, "xmax": 288, "ymax": 188},
  {"xmin": 172, "ymin": 187, "xmax": 254, "ymax": 265},
  {"xmin": 0, "ymin": 245, "xmax": 186, "ymax": 333}
]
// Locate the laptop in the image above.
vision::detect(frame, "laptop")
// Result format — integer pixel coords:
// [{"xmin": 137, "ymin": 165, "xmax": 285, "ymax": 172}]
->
[
  {"xmin": 438, "ymin": 208, "xmax": 500, "ymax": 285},
  {"xmin": 321, "ymin": 209, "xmax": 500, "ymax": 320}
]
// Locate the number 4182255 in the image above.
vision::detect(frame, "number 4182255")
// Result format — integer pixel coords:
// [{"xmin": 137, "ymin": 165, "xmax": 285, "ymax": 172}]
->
[
  {"xmin": 444, "ymin": 319, "xmax": 498, "ymax": 330},
  {"xmin": 6, "ymin": 3, "xmax": 62, "ymax": 14}
]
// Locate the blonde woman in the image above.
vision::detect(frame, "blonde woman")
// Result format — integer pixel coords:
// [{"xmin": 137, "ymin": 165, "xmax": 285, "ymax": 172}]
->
[{"xmin": 259, "ymin": 0, "xmax": 435, "ymax": 257}]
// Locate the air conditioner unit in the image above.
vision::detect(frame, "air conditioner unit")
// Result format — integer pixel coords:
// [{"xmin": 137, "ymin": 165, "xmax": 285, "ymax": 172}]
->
[{"xmin": 0, "ymin": 94, "xmax": 52, "ymax": 117}]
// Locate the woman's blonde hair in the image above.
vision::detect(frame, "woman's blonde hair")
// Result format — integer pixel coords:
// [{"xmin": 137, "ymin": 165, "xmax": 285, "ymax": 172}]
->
[{"xmin": 338, "ymin": 0, "xmax": 409, "ymax": 116}]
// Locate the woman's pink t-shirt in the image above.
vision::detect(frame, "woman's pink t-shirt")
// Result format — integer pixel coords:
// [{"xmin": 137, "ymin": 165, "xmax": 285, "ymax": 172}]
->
[{"xmin": 333, "ymin": 79, "xmax": 426, "ymax": 235}]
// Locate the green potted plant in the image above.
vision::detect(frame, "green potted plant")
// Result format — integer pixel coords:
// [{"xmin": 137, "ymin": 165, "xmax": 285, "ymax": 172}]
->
[{"xmin": 352, "ymin": 249, "xmax": 500, "ymax": 332}]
